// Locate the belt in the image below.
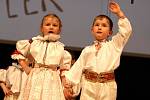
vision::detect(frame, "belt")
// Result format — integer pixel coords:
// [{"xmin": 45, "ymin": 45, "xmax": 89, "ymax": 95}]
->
[
  {"xmin": 83, "ymin": 69, "xmax": 115, "ymax": 83},
  {"xmin": 34, "ymin": 63, "xmax": 59, "ymax": 71}
]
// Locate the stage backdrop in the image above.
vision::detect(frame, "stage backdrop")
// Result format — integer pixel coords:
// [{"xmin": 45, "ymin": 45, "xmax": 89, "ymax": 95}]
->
[{"xmin": 0, "ymin": 0, "xmax": 150, "ymax": 56}]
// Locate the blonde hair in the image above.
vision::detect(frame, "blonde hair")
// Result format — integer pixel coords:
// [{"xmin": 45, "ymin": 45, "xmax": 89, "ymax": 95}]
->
[{"xmin": 40, "ymin": 13, "xmax": 62, "ymax": 29}]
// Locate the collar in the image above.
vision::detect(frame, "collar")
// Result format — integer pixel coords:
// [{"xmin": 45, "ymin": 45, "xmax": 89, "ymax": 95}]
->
[
  {"xmin": 93, "ymin": 39, "xmax": 106, "ymax": 45},
  {"xmin": 32, "ymin": 34, "xmax": 60, "ymax": 42}
]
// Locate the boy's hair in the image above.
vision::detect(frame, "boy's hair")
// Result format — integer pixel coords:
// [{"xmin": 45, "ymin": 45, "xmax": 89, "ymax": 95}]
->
[
  {"xmin": 41, "ymin": 13, "xmax": 62, "ymax": 29},
  {"xmin": 92, "ymin": 15, "xmax": 113, "ymax": 31}
]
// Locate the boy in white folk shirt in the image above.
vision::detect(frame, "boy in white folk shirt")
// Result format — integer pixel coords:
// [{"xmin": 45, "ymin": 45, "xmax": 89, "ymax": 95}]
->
[{"xmin": 64, "ymin": 1, "xmax": 132, "ymax": 100}]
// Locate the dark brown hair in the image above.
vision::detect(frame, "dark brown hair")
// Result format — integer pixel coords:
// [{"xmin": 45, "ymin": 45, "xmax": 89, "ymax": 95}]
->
[{"xmin": 92, "ymin": 15, "xmax": 113, "ymax": 31}]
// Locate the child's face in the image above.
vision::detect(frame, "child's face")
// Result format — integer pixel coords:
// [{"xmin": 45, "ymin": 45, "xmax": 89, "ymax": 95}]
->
[
  {"xmin": 91, "ymin": 18, "xmax": 112, "ymax": 41},
  {"xmin": 41, "ymin": 16, "xmax": 61, "ymax": 36}
]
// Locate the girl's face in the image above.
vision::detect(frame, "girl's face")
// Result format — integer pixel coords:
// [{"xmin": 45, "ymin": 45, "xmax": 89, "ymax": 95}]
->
[
  {"xmin": 91, "ymin": 18, "xmax": 112, "ymax": 41},
  {"xmin": 41, "ymin": 16, "xmax": 61, "ymax": 36}
]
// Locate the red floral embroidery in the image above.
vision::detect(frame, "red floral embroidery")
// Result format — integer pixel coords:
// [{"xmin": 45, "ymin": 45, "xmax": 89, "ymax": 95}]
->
[
  {"xmin": 29, "ymin": 39, "xmax": 33, "ymax": 44},
  {"xmin": 12, "ymin": 50, "xmax": 22, "ymax": 55}
]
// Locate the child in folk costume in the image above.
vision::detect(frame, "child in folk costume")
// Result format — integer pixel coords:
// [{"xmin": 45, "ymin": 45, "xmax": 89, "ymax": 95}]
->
[
  {"xmin": 0, "ymin": 69, "xmax": 8, "ymax": 99},
  {"xmin": 0, "ymin": 63, "xmax": 28, "ymax": 100},
  {"xmin": 11, "ymin": 13, "xmax": 72, "ymax": 100},
  {"xmin": 64, "ymin": 1, "xmax": 132, "ymax": 100}
]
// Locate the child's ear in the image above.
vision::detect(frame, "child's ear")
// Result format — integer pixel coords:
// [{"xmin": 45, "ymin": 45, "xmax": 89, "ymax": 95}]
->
[
  {"xmin": 58, "ymin": 28, "xmax": 61, "ymax": 34},
  {"xmin": 109, "ymin": 31, "xmax": 113, "ymax": 36},
  {"xmin": 40, "ymin": 27, "xmax": 43, "ymax": 34},
  {"xmin": 91, "ymin": 27, "xmax": 93, "ymax": 32}
]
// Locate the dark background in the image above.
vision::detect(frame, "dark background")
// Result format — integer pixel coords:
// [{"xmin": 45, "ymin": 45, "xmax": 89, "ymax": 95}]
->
[{"xmin": 0, "ymin": 43, "xmax": 150, "ymax": 100}]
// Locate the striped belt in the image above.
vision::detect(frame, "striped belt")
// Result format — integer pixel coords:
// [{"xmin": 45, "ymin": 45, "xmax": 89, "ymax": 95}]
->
[
  {"xmin": 34, "ymin": 63, "xmax": 59, "ymax": 71},
  {"xmin": 83, "ymin": 69, "xmax": 115, "ymax": 83}
]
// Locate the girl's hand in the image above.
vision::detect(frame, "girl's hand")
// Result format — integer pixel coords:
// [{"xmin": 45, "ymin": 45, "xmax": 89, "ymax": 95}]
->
[
  {"xmin": 63, "ymin": 87, "xmax": 73, "ymax": 100},
  {"xmin": 18, "ymin": 59, "xmax": 32, "ymax": 74},
  {"xmin": 61, "ymin": 76, "xmax": 73, "ymax": 99},
  {"xmin": 0, "ymin": 83, "xmax": 13, "ymax": 96},
  {"xmin": 4, "ymin": 88, "xmax": 13, "ymax": 96},
  {"xmin": 18, "ymin": 59, "xmax": 28, "ymax": 67}
]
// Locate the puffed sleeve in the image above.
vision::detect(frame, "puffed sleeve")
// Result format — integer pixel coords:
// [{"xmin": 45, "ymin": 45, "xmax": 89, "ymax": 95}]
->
[
  {"xmin": 59, "ymin": 50, "xmax": 72, "ymax": 76},
  {"xmin": 11, "ymin": 40, "xmax": 31, "ymax": 60},
  {"xmin": 0, "ymin": 69, "xmax": 6, "ymax": 83}
]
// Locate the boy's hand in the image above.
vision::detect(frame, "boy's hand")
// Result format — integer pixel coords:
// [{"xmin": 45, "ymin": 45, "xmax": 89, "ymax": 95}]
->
[
  {"xmin": 109, "ymin": 1, "xmax": 121, "ymax": 14},
  {"xmin": 109, "ymin": 1, "xmax": 125, "ymax": 18}
]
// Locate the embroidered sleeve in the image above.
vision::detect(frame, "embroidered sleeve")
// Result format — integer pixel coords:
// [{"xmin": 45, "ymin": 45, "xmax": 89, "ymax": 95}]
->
[{"xmin": 64, "ymin": 49, "xmax": 86, "ymax": 85}]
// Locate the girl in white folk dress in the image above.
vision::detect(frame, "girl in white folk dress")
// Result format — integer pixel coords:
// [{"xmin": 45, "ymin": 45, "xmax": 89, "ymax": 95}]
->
[{"xmin": 11, "ymin": 13, "xmax": 72, "ymax": 100}]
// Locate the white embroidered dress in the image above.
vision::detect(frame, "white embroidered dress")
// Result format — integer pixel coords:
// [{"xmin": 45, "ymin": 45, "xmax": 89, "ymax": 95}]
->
[
  {"xmin": 12, "ymin": 35, "xmax": 71, "ymax": 100},
  {"xmin": 65, "ymin": 18, "xmax": 132, "ymax": 100}
]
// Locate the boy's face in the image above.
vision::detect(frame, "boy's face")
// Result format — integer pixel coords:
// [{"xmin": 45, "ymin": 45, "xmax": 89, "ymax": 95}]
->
[
  {"xmin": 91, "ymin": 18, "xmax": 112, "ymax": 41},
  {"xmin": 41, "ymin": 16, "xmax": 61, "ymax": 36}
]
